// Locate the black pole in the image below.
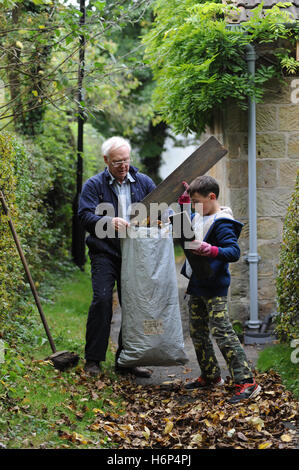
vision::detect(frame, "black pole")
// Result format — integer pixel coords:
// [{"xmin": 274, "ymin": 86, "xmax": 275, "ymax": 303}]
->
[{"xmin": 72, "ymin": 0, "xmax": 86, "ymax": 269}]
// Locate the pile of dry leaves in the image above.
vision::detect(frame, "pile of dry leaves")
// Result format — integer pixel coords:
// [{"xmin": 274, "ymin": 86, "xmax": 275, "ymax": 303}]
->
[{"xmin": 83, "ymin": 369, "xmax": 298, "ymax": 449}]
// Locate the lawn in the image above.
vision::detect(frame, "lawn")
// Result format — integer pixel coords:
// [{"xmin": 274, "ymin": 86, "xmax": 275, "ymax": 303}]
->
[{"xmin": 257, "ymin": 343, "xmax": 299, "ymax": 399}]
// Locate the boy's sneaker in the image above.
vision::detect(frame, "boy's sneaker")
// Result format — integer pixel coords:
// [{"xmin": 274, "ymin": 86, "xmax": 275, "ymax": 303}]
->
[
  {"xmin": 228, "ymin": 378, "xmax": 261, "ymax": 404},
  {"xmin": 185, "ymin": 376, "xmax": 224, "ymax": 390}
]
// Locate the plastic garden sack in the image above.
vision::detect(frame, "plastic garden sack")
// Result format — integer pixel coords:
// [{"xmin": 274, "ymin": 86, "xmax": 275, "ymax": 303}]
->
[{"xmin": 117, "ymin": 224, "xmax": 188, "ymax": 368}]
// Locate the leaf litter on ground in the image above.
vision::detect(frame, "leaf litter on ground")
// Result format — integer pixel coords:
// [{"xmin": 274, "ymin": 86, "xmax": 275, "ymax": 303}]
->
[
  {"xmin": 77, "ymin": 369, "xmax": 298, "ymax": 449},
  {"xmin": 1, "ymin": 365, "xmax": 298, "ymax": 449}
]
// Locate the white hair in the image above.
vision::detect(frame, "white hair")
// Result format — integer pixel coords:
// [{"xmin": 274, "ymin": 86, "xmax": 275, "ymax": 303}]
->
[{"xmin": 101, "ymin": 136, "xmax": 131, "ymax": 157}]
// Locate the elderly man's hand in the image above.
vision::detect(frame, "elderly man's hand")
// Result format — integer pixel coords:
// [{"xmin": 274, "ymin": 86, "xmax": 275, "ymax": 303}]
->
[{"xmin": 112, "ymin": 217, "xmax": 129, "ymax": 232}]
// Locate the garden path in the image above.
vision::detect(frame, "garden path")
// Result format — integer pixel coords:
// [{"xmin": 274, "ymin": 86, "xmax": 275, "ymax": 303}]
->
[{"xmin": 110, "ymin": 260, "xmax": 263, "ymax": 386}]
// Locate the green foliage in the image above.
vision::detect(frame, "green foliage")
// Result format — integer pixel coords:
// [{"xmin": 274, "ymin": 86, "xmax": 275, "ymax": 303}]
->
[
  {"xmin": 143, "ymin": 0, "xmax": 299, "ymax": 134},
  {"xmin": 0, "ymin": 263, "xmax": 121, "ymax": 449},
  {"xmin": 0, "ymin": 131, "xmax": 54, "ymax": 327},
  {"xmin": 0, "ymin": 111, "xmax": 76, "ymax": 328},
  {"xmin": 279, "ymin": 55, "xmax": 299, "ymax": 75},
  {"xmin": 0, "ymin": 1, "xmax": 57, "ymax": 135},
  {"xmin": 34, "ymin": 108, "xmax": 76, "ymax": 253},
  {"xmin": 88, "ymin": 1, "xmax": 167, "ymax": 182},
  {"xmin": 257, "ymin": 343, "xmax": 299, "ymax": 398},
  {"xmin": 71, "ymin": 122, "xmax": 106, "ymax": 182},
  {"xmin": 0, "ymin": 134, "xmax": 23, "ymax": 325},
  {"xmin": 275, "ymin": 172, "xmax": 299, "ymax": 343},
  {"xmin": 0, "ymin": 0, "xmax": 155, "ymax": 137}
]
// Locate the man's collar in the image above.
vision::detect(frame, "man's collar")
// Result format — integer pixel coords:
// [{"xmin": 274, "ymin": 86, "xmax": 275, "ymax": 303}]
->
[{"xmin": 107, "ymin": 168, "xmax": 135, "ymax": 184}]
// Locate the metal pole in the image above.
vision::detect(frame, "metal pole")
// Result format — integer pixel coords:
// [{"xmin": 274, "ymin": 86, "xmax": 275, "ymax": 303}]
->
[
  {"xmin": 245, "ymin": 44, "xmax": 261, "ymax": 330},
  {"xmin": 77, "ymin": 0, "xmax": 85, "ymax": 196},
  {"xmin": 72, "ymin": 0, "xmax": 86, "ymax": 269}
]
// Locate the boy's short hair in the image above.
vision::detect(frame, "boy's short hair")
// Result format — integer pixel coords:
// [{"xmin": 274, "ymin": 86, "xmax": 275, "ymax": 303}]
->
[{"xmin": 188, "ymin": 175, "xmax": 220, "ymax": 198}]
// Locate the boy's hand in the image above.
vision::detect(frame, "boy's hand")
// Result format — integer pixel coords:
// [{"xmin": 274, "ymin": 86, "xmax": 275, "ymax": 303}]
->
[
  {"xmin": 178, "ymin": 181, "xmax": 191, "ymax": 205},
  {"xmin": 186, "ymin": 240, "xmax": 219, "ymax": 258}
]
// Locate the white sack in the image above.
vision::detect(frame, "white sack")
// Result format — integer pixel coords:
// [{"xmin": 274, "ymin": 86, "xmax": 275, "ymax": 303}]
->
[{"xmin": 117, "ymin": 224, "xmax": 188, "ymax": 367}]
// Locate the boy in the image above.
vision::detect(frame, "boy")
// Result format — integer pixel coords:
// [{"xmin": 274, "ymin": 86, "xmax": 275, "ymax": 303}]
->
[{"xmin": 180, "ymin": 175, "xmax": 261, "ymax": 404}]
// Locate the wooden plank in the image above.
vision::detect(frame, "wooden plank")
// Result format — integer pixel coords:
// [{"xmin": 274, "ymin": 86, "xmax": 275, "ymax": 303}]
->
[{"xmin": 140, "ymin": 136, "xmax": 227, "ymax": 211}]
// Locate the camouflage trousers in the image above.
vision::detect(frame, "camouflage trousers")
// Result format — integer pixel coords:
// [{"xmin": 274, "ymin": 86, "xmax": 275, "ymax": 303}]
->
[{"xmin": 188, "ymin": 295, "xmax": 253, "ymax": 384}]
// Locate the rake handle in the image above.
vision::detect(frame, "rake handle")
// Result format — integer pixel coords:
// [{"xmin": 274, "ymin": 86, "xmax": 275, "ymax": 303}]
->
[{"xmin": 0, "ymin": 190, "xmax": 56, "ymax": 353}]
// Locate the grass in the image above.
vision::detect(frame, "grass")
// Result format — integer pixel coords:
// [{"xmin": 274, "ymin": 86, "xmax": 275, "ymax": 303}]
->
[
  {"xmin": 0, "ymin": 260, "xmax": 122, "ymax": 449},
  {"xmin": 257, "ymin": 343, "xmax": 299, "ymax": 399},
  {"xmin": 35, "ymin": 264, "xmax": 92, "ymax": 359},
  {"xmin": 173, "ymin": 242, "xmax": 185, "ymax": 261}
]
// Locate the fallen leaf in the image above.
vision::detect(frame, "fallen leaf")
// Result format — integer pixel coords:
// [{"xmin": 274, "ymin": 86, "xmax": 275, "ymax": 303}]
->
[
  {"xmin": 72, "ymin": 432, "xmax": 89, "ymax": 445},
  {"xmin": 92, "ymin": 408, "xmax": 105, "ymax": 415},
  {"xmin": 164, "ymin": 420, "xmax": 174, "ymax": 435},
  {"xmin": 191, "ymin": 433, "xmax": 203, "ymax": 445},
  {"xmin": 91, "ymin": 391, "xmax": 99, "ymax": 400},
  {"xmin": 246, "ymin": 416, "xmax": 265, "ymax": 431},
  {"xmin": 95, "ymin": 380, "xmax": 105, "ymax": 390},
  {"xmin": 90, "ymin": 423, "xmax": 101, "ymax": 431},
  {"xmin": 280, "ymin": 433, "xmax": 293, "ymax": 442},
  {"xmin": 237, "ymin": 432, "xmax": 248, "ymax": 442},
  {"xmin": 258, "ymin": 442, "xmax": 273, "ymax": 449},
  {"xmin": 142, "ymin": 426, "xmax": 151, "ymax": 440},
  {"xmin": 203, "ymin": 419, "xmax": 213, "ymax": 428}
]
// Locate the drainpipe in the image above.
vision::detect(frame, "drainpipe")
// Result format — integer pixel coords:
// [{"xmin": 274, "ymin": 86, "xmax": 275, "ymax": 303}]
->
[{"xmin": 244, "ymin": 43, "xmax": 261, "ymax": 332}]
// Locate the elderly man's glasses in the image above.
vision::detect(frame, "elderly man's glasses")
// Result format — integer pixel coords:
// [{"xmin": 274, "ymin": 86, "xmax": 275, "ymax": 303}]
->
[{"xmin": 111, "ymin": 158, "xmax": 132, "ymax": 168}]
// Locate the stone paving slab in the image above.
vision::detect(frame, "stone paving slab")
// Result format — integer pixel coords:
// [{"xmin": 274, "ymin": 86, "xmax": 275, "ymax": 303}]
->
[{"xmin": 110, "ymin": 261, "xmax": 264, "ymax": 386}]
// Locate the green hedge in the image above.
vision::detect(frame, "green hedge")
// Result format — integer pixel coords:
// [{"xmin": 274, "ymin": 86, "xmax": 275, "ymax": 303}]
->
[
  {"xmin": 0, "ymin": 110, "xmax": 76, "ymax": 328},
  {"xmin": 275, "ymin": 172, "xmax": 299, "ymax": 342},
  {"xmin": 0, "ymin": 134, "xmax": 24, "ymax": 324},
  {"xmin": 34, "ymin": 109, "xmax": 76, "ymax": 254}
]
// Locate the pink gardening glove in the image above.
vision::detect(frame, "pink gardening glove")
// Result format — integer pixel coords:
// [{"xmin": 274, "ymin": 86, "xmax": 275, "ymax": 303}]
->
[
  {"xmin": 187, "ymin": 240, "xmax": 219, "ymax": 257},
  {"xmin": 178, "ymin": 181, "xmax": 191, "ymax": 205}
]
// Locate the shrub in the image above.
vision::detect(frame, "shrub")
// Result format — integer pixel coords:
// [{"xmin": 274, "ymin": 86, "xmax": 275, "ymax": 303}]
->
[
  {"xmin": 0, "ymin": 133, "xmax": 23, "ymax": 325},
  {"xmin": 143, "ymin": 0, "xmax": 298, "ymax": 135},
  {"xmin": 275, "ymin": 172, "xmax": 299, "ymax": 342},
  {"xmin": 0, "ymin": 132, "xmax": 54, "ymax": 327},
  {"xmin": 0, "ymin": 111, "xmax": 76, "ymax": 329},
  {"xmin": 34, "ymin": 108, "xmax": 77, "ymax": 258}
]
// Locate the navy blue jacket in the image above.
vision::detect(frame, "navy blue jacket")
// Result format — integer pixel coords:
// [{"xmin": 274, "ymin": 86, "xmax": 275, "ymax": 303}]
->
[
  {"xmin": 78, "ymin": 166, "xmax": 155, "ymax": 258},
  {"xmin": 182, "ymin": 213, "xmax": 243, "ymax": 298}
]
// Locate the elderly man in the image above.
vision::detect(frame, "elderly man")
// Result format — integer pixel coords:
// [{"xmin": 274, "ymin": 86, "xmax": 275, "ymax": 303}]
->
[{"xmin": 78, "ymin": 136, "xmax": 156, "ymax": 376}]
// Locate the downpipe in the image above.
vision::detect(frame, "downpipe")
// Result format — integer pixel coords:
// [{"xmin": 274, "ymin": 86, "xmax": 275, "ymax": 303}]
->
[
  {"xmin": 245, "ymin": 43, "xmax": 260, "ymax": 330},
  {"xmin": 244, "ymin": 44, "xmax": 275, "ymax": 344}
]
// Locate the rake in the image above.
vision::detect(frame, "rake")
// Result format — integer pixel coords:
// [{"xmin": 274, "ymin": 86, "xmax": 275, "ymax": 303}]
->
[{"xmin": 0, "ymin": 189, "xmax": 79, "ymax": 372}]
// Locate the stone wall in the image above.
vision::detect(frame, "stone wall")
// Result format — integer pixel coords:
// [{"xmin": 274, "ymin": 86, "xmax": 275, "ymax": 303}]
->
[{"xmin": 204, "ymin": 77, "xmax": 298, "ymax": 323}]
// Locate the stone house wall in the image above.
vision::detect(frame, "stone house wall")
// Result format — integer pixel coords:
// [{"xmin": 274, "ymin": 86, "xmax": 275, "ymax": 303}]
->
[{"xmin": 204, "ymin": 77, "xmax": 298, "ymax": 323}]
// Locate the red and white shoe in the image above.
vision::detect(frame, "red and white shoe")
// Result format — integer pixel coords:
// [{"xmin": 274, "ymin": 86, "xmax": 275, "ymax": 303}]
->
[
  {"xmin": 185, "ymin": 376, "xmax": 224, "ymax": 390},
  {"xmin": 228, "ymin": 379, "xmax": 261, "ymax": 404}
]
